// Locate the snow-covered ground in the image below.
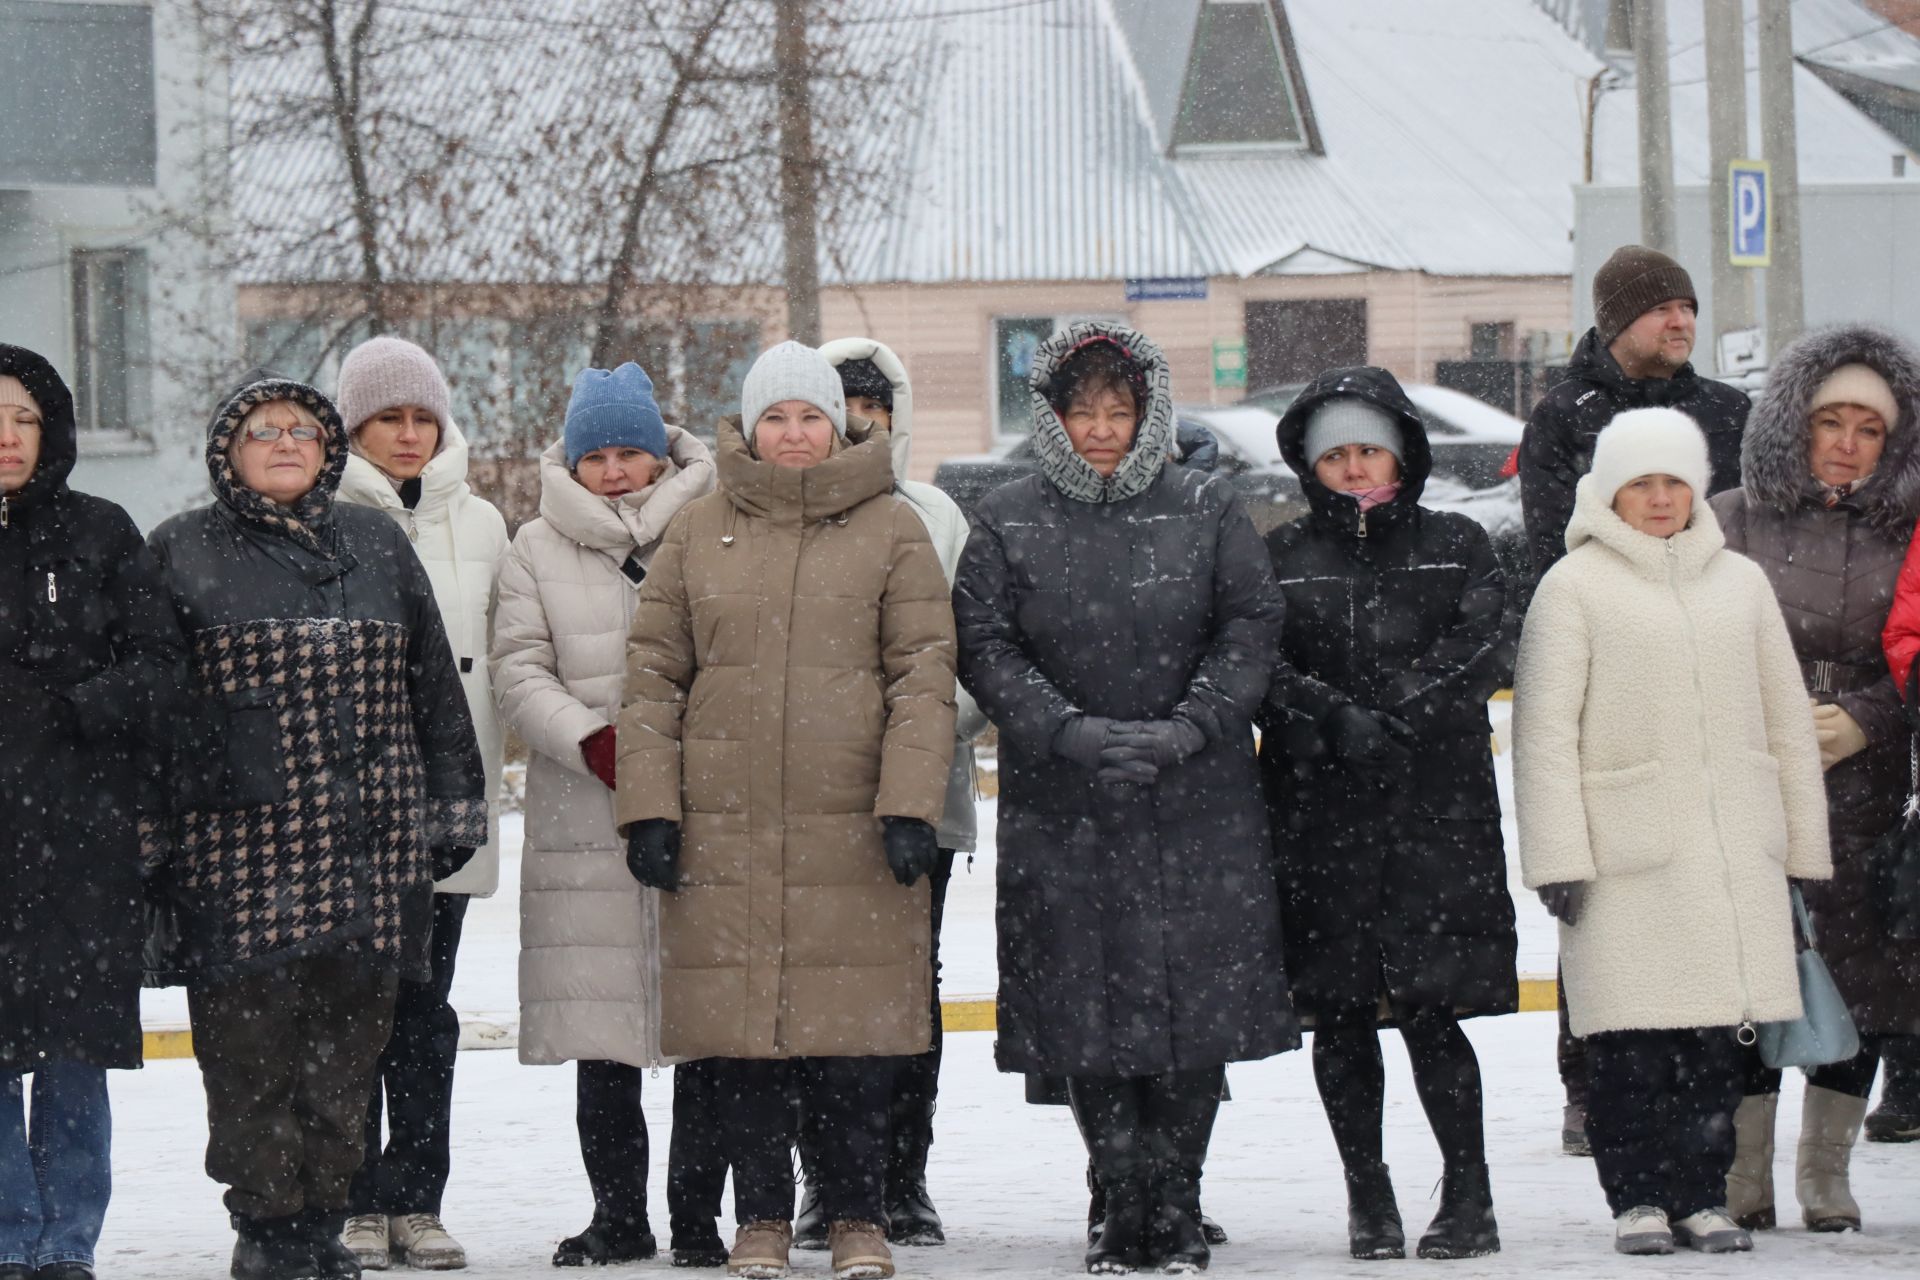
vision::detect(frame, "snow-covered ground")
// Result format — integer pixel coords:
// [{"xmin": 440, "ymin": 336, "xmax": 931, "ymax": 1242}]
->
[{"xmin": 110, "ymin": 724, "xmax": 1920, "ymax": 1276}]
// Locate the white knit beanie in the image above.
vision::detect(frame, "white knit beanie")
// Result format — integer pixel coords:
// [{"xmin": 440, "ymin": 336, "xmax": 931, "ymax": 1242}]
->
[
  {"xmin": 1811, "ymin": 363, "xmax": 1901, "ymax": 431},
  {"xmin": 741, "ymin": 341, "xmax": 847, "ymax": 440},
  {"xmin": 336, "ymin": 336, "xmax": 453, "ymax": 435},
  {"xmin": 1586, "ymin": 407, "xmax": 1712, "ymax": 509}
]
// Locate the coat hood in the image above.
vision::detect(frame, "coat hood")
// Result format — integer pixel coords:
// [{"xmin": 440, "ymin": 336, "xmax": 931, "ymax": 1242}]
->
[
  {"xmin": 0, "ymin": 343, "xmax": 78, "ymax": 513},
  {"xmin": 1566, "ymin": 462, "xmax": 1726, "ymax": 582},
  {"xmin": 204, "ymin": 370, "xmax": 348, "ymax": 556},
  {"xmin": 714, "ymin": 413, "xmax": 895, "ymax": 522},
  {"xmin": 820, "ymin": 337, "xmax": 915, "ymax": 478},
  {"xmin": 1028, "ymin": 322, "xmax": 1176, "ymax": 504},
  {"xmin": 338, "ymin": 415, "xmax": 475, "ymax": 519},
  {"xmin": 1276, "ymin": 365, "xmax": 1432, "ymax": 529},
  {"xmin": 1741, "ymin": 323, "xmax": 1920, "ymax": 531},
  {"xmin": 536, "ymin": 424, "xmax": 715, "ymax": 557}
]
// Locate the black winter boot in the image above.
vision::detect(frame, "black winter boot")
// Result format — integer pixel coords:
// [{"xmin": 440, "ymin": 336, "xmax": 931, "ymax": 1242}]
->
[
  {"xmin": 551, "ymin": 1209, "xmax": 657, "ymax": 1266},
  {"xmin": 792, "ymin": 1180, "xmax": 829, "ymax": 1251},
  {"xmin": 1867, "ymin": 1037, "xmax": 1920, "ymax": 1143},
  {"xmin": 1342, "ymin": 1161, "xmax": 1404, "ymax": 1260},
  {"xmin": 293, "ymin": 1210, "xmax": 362, "ymax": 1278},
  {"xmin": 1085, "ymin": 1161, "xmax": 1107, "ymax": 1243},
  {"xmin": 1070, "ymin": 1080, "xmax": 1151, "ymax": 1274},
  {"xmin": 231, "ymin": 1214, "xmax": 321, "ymax": 1280},
  {"xmin": 885, "ymin": 1104, "xmax": 945, "ymax": 1245},
  {"xmin": 1142, "ymin": 1070, "xmax": 1222, "ymax": 1275},
  {"xmin": 1415, "ymin": 1164, "xmax": 1500, "ymax": 1260},
  {"xmin": 1148, "ymin": 1174, "xmax": 1209, "ymax": 1274}
]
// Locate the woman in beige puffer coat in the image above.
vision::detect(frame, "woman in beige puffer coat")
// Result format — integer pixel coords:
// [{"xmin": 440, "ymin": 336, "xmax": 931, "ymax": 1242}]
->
[
  {"xmin": 491, "ymin": 363, "xmax": 714, "ymax": 1264},
  {"xmin": 616, "ymin": 341, "xmax": 956, "ymax": 1280}
]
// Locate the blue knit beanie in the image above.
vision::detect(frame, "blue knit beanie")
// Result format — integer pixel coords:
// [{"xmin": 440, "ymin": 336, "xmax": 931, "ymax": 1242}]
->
[{"xmin": 564, "ymin": 363, "xmax": 668, "ymax": 468}]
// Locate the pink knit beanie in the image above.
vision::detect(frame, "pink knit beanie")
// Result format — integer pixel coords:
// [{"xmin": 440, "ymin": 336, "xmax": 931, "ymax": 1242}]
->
[{"xmin": 336, "ymin": 336, "xmax": 452, "ymax": 435}]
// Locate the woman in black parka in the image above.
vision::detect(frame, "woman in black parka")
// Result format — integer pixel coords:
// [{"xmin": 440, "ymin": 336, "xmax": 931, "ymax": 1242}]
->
[
  {"xmin": 1260, "ymin": 366, "xmax": 1516, "ymax": 1263},
  {"xmin": 148, "ymin": 372, "xmax": 485, "ymax": 1280},
  {"xmin": 0, "ymin": 344, "xmax": 184, "ymax": 1279},
  {"xmin": 955, "ymin": 322, "xmax": 1296, "ymax": 1275}
]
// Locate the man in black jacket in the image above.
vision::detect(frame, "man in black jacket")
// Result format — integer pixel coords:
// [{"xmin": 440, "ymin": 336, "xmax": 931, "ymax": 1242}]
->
[{"xmin": 1519, "ymin": 244, "xmax": 1750, "ymax": 581}]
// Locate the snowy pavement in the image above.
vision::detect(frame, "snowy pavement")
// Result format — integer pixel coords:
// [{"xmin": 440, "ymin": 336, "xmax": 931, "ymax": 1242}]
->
[{"xmin": 110, "ymin": 727, "xmax": 1920, "ymax": 1276}]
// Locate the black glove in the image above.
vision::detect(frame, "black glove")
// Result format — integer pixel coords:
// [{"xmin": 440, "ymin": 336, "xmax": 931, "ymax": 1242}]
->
[
  {"xmin": 1107, "ymin": 717, "xmax": 1208, "ymax": 769},
  {"xmin": 1536, "ymin": 881, "xmax": 1587, "ymax": 926},
  {"xmin": 626, "ymin": 818, "xmax": 682, "ymax": 892},
  {"xmin": 881, "ymin": 815, "xmax": 939, "ymax": 887},
  {"xmin": 1053, "ymin": 715, "xmax": 1115, "ymax": 770},
  {"xmin": 1323, "ymin": 704, "xmax": 1414, "ymax": 770},
  {"xmin": 431, "ymin": 845, "xmax": 477, "ymax": 881}
]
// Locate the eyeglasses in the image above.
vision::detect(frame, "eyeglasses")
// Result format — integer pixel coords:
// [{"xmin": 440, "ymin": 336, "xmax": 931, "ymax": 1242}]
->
[{"xmin": 243, "ymin": 423, "xmax": 324, "ymax": 443}]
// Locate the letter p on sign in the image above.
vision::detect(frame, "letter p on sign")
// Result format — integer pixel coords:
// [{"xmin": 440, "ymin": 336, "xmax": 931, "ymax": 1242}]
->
[{"xmin": 1730, "ymin": 160, "xmax": 1771, "ymax": 267}]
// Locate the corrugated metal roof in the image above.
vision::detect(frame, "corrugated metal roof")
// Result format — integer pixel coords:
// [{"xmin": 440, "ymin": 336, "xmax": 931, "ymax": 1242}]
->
[{"xmin": 230, "ymin": 0, "xmax": 1918, "ymax": 290}]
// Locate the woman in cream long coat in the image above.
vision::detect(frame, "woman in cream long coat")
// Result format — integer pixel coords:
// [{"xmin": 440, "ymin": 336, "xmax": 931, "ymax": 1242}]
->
[
  {"xmin": 1514, "ymin": 408, "xmax": 1829, "ymax": 1256},
  {"xmin": 491, "ymin": 377, "xmax": 715, "ymax": 1263}
]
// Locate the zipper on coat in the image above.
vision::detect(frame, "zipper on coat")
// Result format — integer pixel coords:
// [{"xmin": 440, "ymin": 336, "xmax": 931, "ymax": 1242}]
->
[
  {"xmin": 1667, "ymin": 540, "xmax": 1758, "ymax": 1026},
  {"xmin": 1356, "ymin": 507, "xmax": 1369, "ymax": 539},
  {"xmin": 45, "ymin": 571, "xmax": 57, "ymax": 603},
  {"xmin": 406, "ymin": 511, "xmax": 418, "ymax": 543},
  {"xmin": 0, "ymin": 495, "xmax": 8, "ymax": 528}
]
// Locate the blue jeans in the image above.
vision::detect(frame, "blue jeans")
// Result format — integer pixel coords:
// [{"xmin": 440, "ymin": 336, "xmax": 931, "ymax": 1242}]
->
[{"xmin": 0, "ymin": 1060, "xmax": 112, "ymax": 1268}]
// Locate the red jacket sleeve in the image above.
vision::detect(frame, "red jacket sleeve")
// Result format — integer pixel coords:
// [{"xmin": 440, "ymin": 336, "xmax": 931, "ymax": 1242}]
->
[{"xmin": 1883, "ymin": 520, "xmax": 1920, "ymax": 699}]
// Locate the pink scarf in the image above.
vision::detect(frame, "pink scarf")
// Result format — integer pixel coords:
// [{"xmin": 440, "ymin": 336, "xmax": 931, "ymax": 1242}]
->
[{"xmin": 1347, "ymin": 483, "xmax": 1402, "ymax": 513}]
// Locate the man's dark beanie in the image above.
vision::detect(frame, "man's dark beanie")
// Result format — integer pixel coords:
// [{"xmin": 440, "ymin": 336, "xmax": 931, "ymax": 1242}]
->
[
  {"xmin": 835, "ymin": 357, "xmax": 894, "ymax": 412},
  {"xmin": 1594, "ymin": 244, "xmax": 1696, "ymax": 346}
]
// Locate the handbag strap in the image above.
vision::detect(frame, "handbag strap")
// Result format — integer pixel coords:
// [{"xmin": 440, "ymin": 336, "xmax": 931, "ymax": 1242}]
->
[{"xmin": 1791, "ymin": 884, "xmax": 1818, "ymax": 950}]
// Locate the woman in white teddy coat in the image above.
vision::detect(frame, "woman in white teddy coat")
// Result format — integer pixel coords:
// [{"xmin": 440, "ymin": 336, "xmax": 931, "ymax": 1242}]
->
[{"xmin": 1514, "ymin": 407, "xmax": 1830, "ymax": 1256}]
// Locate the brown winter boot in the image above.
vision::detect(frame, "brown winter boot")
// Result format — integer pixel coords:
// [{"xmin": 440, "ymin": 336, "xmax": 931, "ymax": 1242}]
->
[
  {"xmin": 1797, "ymin": 1086, "xmax": 1868, "ymax": 1232},
  {"xmin": 827, "ymin": 1220, "xmax": 895, "ymax": 1280},
  {"xmin": 1725, "ymin": 1093, "xmax": 1778, "ymax": 1230},
  {"xmin": 727, "ymin": 1220, "xmax": 793, "ymax": 1279}
]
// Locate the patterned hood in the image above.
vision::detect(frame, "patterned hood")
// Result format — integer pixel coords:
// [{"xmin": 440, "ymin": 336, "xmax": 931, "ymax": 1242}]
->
[
  {"xmin": 1028, "ymin": 322, "xmax": 1175, "ymax": 504},
  {"xmin": 204, "ymin": 371, "xmax": 349, "ymax": 555},
  {"xmin": 1740, "ymin": 324, "xmax": 1920, "ymax": 532}
]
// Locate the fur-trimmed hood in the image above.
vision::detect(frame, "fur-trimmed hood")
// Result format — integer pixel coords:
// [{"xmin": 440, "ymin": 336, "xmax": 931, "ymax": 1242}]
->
[
  {"xmin": 1741, "ymin": 324, "xmax": 1920, "ymax": 530},
  {"xmin": 1028, "ymin": 322, "xmax": 1175, "ymax": 504}
]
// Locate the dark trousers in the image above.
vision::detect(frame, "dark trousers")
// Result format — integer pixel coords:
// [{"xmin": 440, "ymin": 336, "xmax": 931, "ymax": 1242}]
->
[
  {"xmin": 188, "ymin": 949, "xmax": 399, "ymax": 1221},
  {"xmin": 1557, "ymin": 965, "xmax": 1588, "ymax": 1109},
  {"xmin": 349, "ymin": 893, "xmax": 468, "ymax": 1216},
  {"xmin": 1876, "ymin": 1035, "xmax": 1920, "ymax": 1108},
  {"xmin": 714, "ymin": 1057, "xmax": 892, "ymax": 1227},
  {"xmin": 1586, "ymin": 1027, "xmax": 1745, "ymax": 1219},
  {"xmin": 1312, "ymin": 1002, "xmax": 1486, "ymax": 1172},
  {"xmin": 1736, "ymin": 1035, "xmax": 1881, "ymax": 1101},
  {"xmin": 577, "ymin": 1059, "xmax": 649, "ymax": 1232},
  {"xmin": 668, "ymin": 1059, "xmax": 728, "ymax": 1247},
  {"xmin": 885, "ymin": 849, "xmax": 955, "ymax": 1189}
]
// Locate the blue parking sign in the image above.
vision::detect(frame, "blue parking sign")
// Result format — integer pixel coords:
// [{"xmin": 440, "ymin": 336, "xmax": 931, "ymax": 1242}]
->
[{"xmin": 1730, "ymin": 160, "xmax": 1770, "ymax": 267}]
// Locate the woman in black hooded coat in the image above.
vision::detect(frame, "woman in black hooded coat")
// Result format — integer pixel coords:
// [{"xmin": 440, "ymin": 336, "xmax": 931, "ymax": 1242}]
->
[
  {"xmin": 1259, "ymin": 366, "xmax": 1516, "ymax": 1262},
  {"xmin": 955, "ymin": 322, "xmax": 1295, "ymax": 1275},
  {"xmin": 0, "ymin": 343, "xmax": 184, "ymax": 1279}
]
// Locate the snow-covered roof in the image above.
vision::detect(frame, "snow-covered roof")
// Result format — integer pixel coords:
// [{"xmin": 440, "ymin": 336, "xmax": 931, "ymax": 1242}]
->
[
  {"xmin": 230, "ymin": 0, "xmax": 1914, "ymax": 290},
  {"xmin": 1581, "ymin": 0, "xmax": 1920, "ymax": 185}
]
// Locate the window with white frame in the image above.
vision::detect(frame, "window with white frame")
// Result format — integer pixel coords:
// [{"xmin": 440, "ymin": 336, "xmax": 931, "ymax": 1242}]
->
[{"xmin": 71, "ymin": 247, "xmax": 151, "ymax": 442}]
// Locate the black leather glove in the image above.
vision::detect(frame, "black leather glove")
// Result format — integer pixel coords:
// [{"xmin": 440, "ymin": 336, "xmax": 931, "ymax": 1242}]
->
[
  {"xmin": 881, "ymin": 815, "xmax": 939, "ymax": 887},
  {"xmin": 626, "ymin": 818, "xmax": 682, "ymax": 892},
  {"xmin": 1323, "ymin": 704, "xmax": 1414, "ymax": 770},
  {"xmin": 432, "ymin": 845, "xmax": 477, "ymax": 881},
  {"xmin": 1107, "ymin": 717, "xmax": 1208, "ymax": 769},
  {"xmin": 1536, "ymin": 881, "xmax": 1587, "ymax": 926},
  {"xmin": 1053, "ymin": 715, "xmax": 1115, "ymax": 770}
]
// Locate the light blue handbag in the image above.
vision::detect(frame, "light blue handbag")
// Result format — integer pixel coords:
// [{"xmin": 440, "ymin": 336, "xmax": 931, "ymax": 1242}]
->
[{"xmin": 1755, "ymin": 887, "xmax": 1861, "ymax": 1070}]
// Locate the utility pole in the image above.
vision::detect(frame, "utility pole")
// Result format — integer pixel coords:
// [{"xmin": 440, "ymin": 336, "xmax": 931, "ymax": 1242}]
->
[
  {"xmin": 1703, "ymin": 0, "xmax": 1756, "ymax": 364},
  {"xmin": 1758, "ymin": 0, "xmax": 1805, "ymax": 349},
  {"xmin": 1632, "ymin": 0, "xmax": 1677, "ymax": 253},
  {"xmin": 774, "ymin": 0, "xmax": 823, "ymax": 346}
]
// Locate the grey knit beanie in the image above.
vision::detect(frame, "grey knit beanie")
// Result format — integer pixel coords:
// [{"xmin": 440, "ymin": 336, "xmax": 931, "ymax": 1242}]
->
[
  {"xmin": 336, "ymin": 336, "xmax": 452, "ymax": 435},
  {"xmin": 1303, "ymin": 397, "xmax": 1403, "ymax": 465},
  {"xmin": 741, "ymin": 341, "xmax": 847, "ymax": 440}
]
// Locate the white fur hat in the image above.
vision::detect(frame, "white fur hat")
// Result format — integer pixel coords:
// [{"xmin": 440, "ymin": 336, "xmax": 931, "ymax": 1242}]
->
[
  {"xmin": 1586, "ymin": 407, "xmax": 1712, "ymax": 508},
  {"xmin": 1811, "ymin": 362, "xmax": 1901, "ymax": 431}
]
